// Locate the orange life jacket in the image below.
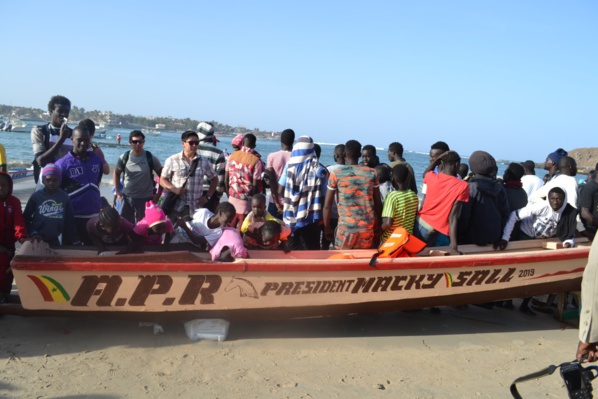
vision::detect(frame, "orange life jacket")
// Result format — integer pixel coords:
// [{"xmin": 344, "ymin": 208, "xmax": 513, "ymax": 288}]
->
[{"xmin": 369, "ymin": 227, "xmax": 427, "ymax": 266}]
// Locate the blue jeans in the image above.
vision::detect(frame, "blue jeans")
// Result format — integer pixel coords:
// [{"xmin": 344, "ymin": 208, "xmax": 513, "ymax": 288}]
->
[{"xmin": 413, "ymin": 218, "xmax": 450, "ymax": 247}]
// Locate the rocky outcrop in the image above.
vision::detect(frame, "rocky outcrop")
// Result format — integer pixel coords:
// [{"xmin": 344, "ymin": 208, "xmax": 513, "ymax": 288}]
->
[
  {"xmin": 532, "ymin": 148, "xmax": 597, "ymax": 174},
  {"xmin": 568, "ymin": 148, "xmax": 598, "ymax": 173}
]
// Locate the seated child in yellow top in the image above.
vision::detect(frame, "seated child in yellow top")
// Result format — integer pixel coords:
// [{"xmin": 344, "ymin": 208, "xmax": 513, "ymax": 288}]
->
[
  {"xmin": 380, "ymin": 164, "xmax": 419, "ymax": 241},
  {"xmin": 241, "ymin": 194, "xmax": 290, "ymax": 247}
]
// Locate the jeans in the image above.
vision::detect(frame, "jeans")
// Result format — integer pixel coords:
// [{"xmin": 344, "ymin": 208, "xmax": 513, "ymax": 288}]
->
[{"xmin": 413, "ymin": 218, "xmax": 450, "ymax": 247}]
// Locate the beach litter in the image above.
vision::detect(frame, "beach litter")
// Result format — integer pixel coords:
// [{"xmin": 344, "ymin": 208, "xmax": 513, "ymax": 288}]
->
[
  {"xmin": 139, "ymin": 322, "xmax": 164, "ymax": 335},
  {"xmin": 184, "ymin": 319, "xmax": 230, "ymax": 342}
]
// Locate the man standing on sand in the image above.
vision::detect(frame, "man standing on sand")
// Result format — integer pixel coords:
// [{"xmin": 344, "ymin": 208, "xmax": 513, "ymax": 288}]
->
[
  {"xmin": 161, "ymin": 131, "xmax": 218, "ymax": 219},
  {"xmin": 55, "ymin": 125, "xmax": 103, "ymax": 245},
  {"xmin": 577, "ymin": 237, "xmax": 598, "ymax": 362},
  {"xmin": 324, "ymin": 140, "xmax": 381, "ymax": 249},
  {"xmin": 113, "ymin": 130, "xmax": 163, "ymax": 223},
  {"xmin": 196, "ymin": 122, "xmax": 226, "ymax": 213},
  {"xmin": 267, "ymin": 129, "xmax": 295, "ymax": 218},
  {"xmin": 224, "ymin": 133, "xmax": 264, "ymax": 230},
  {"xmin": 31, "ymin": 95, "xmax": 73, "ymax": 183},
  {"xmin": 387, "ymin": 141, "xmax": 417, "ymax": 194},
  {"xmin": 521, "ymin": 160, "xmax": 544, "ymax": 198}
]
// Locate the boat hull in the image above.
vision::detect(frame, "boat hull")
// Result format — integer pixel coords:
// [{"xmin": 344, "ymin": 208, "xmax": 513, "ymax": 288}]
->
[{"xmin": 10, "ymin": 240, "xmax": 589, "ymax": 320}]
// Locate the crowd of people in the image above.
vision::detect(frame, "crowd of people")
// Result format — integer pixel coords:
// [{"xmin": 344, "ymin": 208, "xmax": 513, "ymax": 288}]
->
[{"xmin": 2, "ymin": 95, "xmax": 598, "ymax": 309}]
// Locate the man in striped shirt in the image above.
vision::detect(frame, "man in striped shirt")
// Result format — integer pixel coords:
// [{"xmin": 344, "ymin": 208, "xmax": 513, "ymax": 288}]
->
[{"xmin": 196, "ymin": 122, "xmax": 226, "ymax": 212}]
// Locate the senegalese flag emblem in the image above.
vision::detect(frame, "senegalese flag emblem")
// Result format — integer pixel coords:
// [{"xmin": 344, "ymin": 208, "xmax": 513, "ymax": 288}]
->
[
  {"xmin": 27, "ymin": 275, "xmax": 70, "ymax": 302},
  {"xmin": 444, "ymin": 272, "xmax": 453, "ymax": 288}
]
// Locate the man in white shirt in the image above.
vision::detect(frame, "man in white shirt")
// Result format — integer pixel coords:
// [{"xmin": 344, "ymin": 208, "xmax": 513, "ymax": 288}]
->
[
  {"xmin": 529, "ymin": 156, "xmax": 578, "ymax": 209},
  {"xmin": 521, "ymin": 160, "xmax": 544, "ymax": 198}
]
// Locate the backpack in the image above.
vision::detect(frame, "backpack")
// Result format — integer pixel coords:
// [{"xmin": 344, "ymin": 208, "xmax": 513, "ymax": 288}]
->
[
  {"xmin": 368, "ymin": 226, "xmax": 427, "ymax": 266},
  {"xmin": 121, "ymin": 150, "xmax": 155, "ymax": 186},
  {"xmin": 32, "ymin": 124, "xmax": 51, "ymax": 183}
]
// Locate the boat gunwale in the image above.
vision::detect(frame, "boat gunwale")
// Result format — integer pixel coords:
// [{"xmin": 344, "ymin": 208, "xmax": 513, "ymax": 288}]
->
[{"xmin": 11, "ymin": 245, "xmax": 590, "ymax": 273}]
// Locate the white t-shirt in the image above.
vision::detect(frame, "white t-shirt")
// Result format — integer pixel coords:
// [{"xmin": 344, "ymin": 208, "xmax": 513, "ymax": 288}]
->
[
  {"xmin": 521, "ymin": 174, "xmax": 544, "ymax": 198},
  {"xmin": 188, "ymin": 208, "xmax": 223, "ymax": 247}
]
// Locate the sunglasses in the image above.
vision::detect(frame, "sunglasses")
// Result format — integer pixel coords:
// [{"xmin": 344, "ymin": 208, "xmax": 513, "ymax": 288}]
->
[
  {"xmin": 186, "ymin": 141, "xmax": 200, "ymax": 146},
  {"xmin": 130, "ymin": 140, "xmax": 145, "ymax": 144}
]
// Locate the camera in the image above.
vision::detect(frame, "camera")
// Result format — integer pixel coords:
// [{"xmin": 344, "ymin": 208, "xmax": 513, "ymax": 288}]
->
[
  {"xmin": 510, "ymin": 359, "xmax": 598, "ymax": 399},
  {"xmin": 560, "ymin": 361, "xmax": 597, "ymax": 399}
]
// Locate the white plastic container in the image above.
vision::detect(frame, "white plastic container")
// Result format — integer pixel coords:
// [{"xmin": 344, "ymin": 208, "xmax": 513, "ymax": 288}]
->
[{"xmin": 184, "ymin": 319, "xmax": 230, "ymax": 342}]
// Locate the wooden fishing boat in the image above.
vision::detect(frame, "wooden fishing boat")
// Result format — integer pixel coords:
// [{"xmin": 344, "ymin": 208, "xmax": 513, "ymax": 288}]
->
[{"xmin": 6, "ymin": 238, "xmax": 591, "ymax": 321}]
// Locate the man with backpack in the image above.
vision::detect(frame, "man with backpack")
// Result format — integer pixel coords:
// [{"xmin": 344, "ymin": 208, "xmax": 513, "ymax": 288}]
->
[
  {"xmin": 31, "ymin": 95, "xmax": 73, "ymax": 183},
  {"xmin": 113, "ymin": 130, "xmax": 163, "ymax": 223}
]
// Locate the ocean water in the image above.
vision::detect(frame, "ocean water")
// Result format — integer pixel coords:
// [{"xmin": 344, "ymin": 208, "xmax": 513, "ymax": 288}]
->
[{"xmin": 0, "ymin": 127, "xmax": 513, "ymax": 189}]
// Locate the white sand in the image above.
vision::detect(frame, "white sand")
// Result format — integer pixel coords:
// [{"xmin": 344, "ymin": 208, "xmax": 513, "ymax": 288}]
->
[{"xmin": 2, "ymin": 177, "xmax": 582, "ymax": 398}]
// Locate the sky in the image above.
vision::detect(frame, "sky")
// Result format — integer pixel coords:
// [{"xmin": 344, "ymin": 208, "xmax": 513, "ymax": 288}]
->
[{"xmin": 1, "ymin": 1, "xmax": 596, "ymax": 161}]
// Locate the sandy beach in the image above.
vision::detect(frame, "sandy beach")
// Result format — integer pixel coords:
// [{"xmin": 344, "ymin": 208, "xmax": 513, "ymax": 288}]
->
[
  {"xmin": 1, "ymin": 305, "xmax": 581, "ymax": 398},
  {"xmin": 2, "ymin": 176, "xmax": 583, "ymax": 398}
]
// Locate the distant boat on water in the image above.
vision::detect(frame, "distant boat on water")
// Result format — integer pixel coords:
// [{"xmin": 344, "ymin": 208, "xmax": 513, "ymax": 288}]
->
[
  {"xmin": 142, "ymin": 129, "xmax": 160, "ymax": 136},
  {"xmin": 95, "ymin": 129, "xmax": 107, "ymax": 139},
  {"xmin": 7, "ymin": 121, "xmax": 34, "ymax": 133},
  {"xmin": 2, "ymin": 119, "xmax": 44, "ymax": 133}
]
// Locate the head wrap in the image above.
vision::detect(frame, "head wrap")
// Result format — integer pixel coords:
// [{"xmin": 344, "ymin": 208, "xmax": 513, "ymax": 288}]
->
[
  {"xmin": 547, "ymin": 148, "xmax": 567, "ymax": 164},
  {"xmin": 231, "ymin": 134, "xmax": 244, "ymax": 148},
  {"xmin": 196, "ymin": 122, "xmax": 218, "ymax": 143},
  {"xmin": 42, "ymin": 163, "xmax": 62, "ymax": 182},
  {"xmin": 469, "ymin": 151, "xmax": 496, "ymax": 176},
  {"xmin": 282, "ymin": 136, "xmax": 327, "ymax": 230}
]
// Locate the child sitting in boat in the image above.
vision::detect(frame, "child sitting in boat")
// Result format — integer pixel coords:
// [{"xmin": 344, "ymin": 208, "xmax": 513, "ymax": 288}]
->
[
  {"xmin": 244, "ymin": 220, "xmax": 290, "ymax": 252},
  {"xmin": 86, "ymin": 202, "xmax": 137, "ymax": 254},
  {"xmin": 380, "ymin": 164, "xmax": 419, "ymax": 242},
  {"xmin": 132, "ymin": 201, "xmax": 174, "ymax": 246},
  {"xmin": 23, "ymin": 164, "xmax": 81, "ymax": 246},
  {"xmin": 171, "ymin": 202, "xmax": 236, "ymax": 250},
  {"xmin": 241, "ymin": 194, "xmax": 290, "ymax": 249},
  {"xmin": 170, "ymin": 202, "xmax": 246, "ymax": 261},
  {"xmin": 210, "ymin": 227, "xmax": 248, "ymax": 262},
  {"xmin": 0, "ymin": 171, "xmax": 29, "ymax": 298}
]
